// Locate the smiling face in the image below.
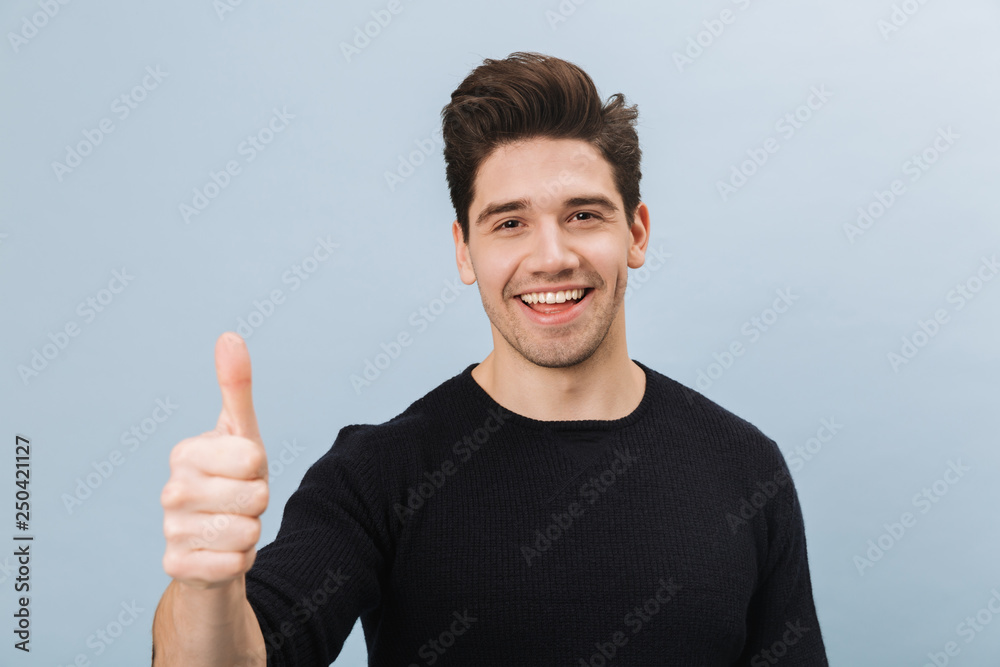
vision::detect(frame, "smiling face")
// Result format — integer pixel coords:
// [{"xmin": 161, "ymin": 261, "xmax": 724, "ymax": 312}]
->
[{"xmin": 453, "ymin": 136, "xmax": 649, "ymax": 369}]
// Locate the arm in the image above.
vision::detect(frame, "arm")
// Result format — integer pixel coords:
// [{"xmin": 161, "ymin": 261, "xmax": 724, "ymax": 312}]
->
[
  {"xmin": 241, "ymin": 424, "xmax": 391, "ymax": 666},
  {"xmin": 152, "ymin": 576, "xmax": 267, "ymax": 667},
  {"xmin": 153, "ymin": 333, "xmax": 271, "ymax": 666},
  {"xmin": 733, "ymin": 454, "xmax": 829, "ymax": 666}
]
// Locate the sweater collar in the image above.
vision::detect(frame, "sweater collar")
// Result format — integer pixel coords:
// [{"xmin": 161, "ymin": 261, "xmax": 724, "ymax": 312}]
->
[{"xmin": 457, "ymin": 359, "xmax": 656, "ymax": 433}]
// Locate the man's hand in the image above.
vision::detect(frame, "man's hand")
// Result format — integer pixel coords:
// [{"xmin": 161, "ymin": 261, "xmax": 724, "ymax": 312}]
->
[{"xmin": 160, "ymin": 332, "xmax": 269, "ymax": 589}]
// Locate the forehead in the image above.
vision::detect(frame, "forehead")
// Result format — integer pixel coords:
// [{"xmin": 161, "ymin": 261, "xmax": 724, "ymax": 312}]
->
[{"xmin": 471, "ymin": 137, "xmax": 617, "ymax": 212}]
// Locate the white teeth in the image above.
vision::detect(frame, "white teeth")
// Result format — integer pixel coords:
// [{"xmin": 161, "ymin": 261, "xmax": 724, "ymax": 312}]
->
[{"xmin": 519, "ymin": 288, "xmax": 586, "ymax": 304}]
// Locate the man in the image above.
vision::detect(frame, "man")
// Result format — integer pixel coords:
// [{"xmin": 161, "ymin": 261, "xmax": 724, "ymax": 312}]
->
[{"xmin": 152, "ymin": 51, "xmax": 828, "ymax": 666}]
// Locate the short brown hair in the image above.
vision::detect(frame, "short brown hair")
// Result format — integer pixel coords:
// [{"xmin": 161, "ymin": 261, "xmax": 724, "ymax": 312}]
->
[{"xmin": 441, "ymin": 51, "xmax": 642, "ymax": 244}]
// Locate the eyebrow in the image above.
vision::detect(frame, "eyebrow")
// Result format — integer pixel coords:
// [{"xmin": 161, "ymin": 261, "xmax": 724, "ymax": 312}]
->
[{"xmin": 473, "ymin": 194, "xmax": 619, "ymax": 228}]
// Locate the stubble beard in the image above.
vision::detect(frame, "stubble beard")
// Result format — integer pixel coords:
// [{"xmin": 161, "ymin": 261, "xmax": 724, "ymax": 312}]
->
[{"xmin": 479, "ymin": 271, "xmax": 626, "ymax": 369}]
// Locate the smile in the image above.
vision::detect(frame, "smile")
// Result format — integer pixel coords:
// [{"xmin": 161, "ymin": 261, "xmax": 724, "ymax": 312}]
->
[{"xmin": 514, "ymin": 287, "xmax": 594, "ymax": 325}]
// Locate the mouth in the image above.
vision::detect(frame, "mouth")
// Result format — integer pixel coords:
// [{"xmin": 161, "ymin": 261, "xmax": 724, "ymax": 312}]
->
[{"xmin": 514, "ymin": 287, "xmax": 594, "ymax": 325}]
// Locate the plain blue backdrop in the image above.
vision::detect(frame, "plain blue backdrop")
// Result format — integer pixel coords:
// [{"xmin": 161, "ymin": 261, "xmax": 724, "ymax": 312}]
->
[{"xmin": 2, "ymin": 0, "xmax": 999, "ymax": 665}]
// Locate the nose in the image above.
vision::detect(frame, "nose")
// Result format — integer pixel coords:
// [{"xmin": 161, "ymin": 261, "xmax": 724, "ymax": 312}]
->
[{"xmin": 522, "ymin": 217, "xmax": 581, "ymax": 276}]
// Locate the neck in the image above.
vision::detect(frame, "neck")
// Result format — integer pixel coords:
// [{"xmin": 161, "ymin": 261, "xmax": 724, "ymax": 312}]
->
[{"xmin": 471, "ymin": 343, "xmax": 646, "ymax": 422}]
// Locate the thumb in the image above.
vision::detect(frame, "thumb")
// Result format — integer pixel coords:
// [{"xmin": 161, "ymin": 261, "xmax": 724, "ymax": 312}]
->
[{"xmin": 213, "ymin": 331, "xmax": 261, "ymax": 442}]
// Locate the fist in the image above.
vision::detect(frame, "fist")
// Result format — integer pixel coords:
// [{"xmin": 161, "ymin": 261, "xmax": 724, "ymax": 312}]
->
[{"xmin": 161, "ymin": 332, "xmax": 270, "ymax": 589}]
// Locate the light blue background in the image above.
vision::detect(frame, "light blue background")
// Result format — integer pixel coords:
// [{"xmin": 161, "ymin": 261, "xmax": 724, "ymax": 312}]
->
[{"xmin": 2, "ymin": 0, "xmax": 999, "ymax": 665}]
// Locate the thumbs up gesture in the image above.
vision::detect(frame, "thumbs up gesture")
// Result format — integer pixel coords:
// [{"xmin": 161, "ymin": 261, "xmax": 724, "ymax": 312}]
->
[{"xmin": 161, "ymin": 333, "xmax": 270, "ymax": 589}]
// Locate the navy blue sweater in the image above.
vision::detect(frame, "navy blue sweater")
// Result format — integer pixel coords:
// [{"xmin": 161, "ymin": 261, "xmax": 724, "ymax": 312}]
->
[{"xmin": 244, "ymin": 360, "xmax": 828, "ymax": 666}]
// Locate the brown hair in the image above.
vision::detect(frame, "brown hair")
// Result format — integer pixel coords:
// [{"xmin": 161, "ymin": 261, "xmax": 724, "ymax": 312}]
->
[{"xmin": 441, "ymin": 51, "xmax": 642, "ymax": 244}]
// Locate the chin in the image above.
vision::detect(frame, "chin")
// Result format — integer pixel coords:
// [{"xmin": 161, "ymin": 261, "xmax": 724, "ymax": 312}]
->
[{"xmin": 514, "ymin": 333, "xmax": 606, "ymax": 369}]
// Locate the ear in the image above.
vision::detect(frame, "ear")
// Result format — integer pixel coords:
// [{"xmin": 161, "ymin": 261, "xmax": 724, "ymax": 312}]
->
[
  {"xmin": 627, "ymin": 202, "xmax": 650, "ymax": 269},
  {"xmin": 453, "ymin": 219, "xmax": 477, "ymax": 285}
]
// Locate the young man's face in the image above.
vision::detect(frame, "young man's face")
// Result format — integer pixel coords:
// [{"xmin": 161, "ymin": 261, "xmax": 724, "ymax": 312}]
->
[{"xmin": 453, "ymin": 136, "xmax": 649, "ymax": 369}]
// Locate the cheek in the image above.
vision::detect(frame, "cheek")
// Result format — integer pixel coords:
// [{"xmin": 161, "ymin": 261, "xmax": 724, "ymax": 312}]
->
[
  {"xmin": 588, "ymin": 249, "xmax": 624, "ymax": 284},
  {"xmin": 474, "ymin": 270, "xmax": 506, "ymax": 301},
  {"xmin": 480, "ymin": 260, "xmax": 520, "ymax": 297}
]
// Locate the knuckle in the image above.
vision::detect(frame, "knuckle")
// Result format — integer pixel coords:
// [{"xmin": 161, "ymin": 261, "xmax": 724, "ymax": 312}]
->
[
  {"xmin": 160, "ymin": 481, "xmax": 184, "ymax": 509},
  {"xmin": 162, "ymin": 551, "xmax": 183, "ymax": 578},
  {"xmin": 252, "ymin": 480, "xmax": 269, "ymax": 513},
  {"xmin": 245, "ymin": 446, "xmax": 267, "ymax": 476},
  {"xmin": 233, "ymin": 487, "xmax": 259, "ymax": 515},
  {"xmin": 195, "ymin": 513, "xmax": 222, "ymax": 535},
  {"xmin": 244, "ymin": 518, "xmax": 261, "ymax": 546},
  {"xmin": 187, "ymin": 536, "xmax": 208, "ymax": 551},
  {"xmin": 228, "ymin": 516, "xmax": 249, "ymax": 546},
  {"xmin": 219, "ymin": 551, "xmax": 244, "ymax": 578},
  {"xmin": 163, "ymin": 516, "xmax": 185, "ymax": 542},
  {"xmin": 169, "ymin": 438, "xmax": 194, "ymax": 470}
]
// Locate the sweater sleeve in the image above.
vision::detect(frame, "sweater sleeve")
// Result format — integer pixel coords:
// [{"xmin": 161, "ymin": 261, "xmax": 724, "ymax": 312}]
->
[
  {"xmin": 732, "ymin": 443, "xmax": 829, "ymax": 666},
  {"xmin": 244, "ymin": 425, "xmax": 392, "ymax": 667}
]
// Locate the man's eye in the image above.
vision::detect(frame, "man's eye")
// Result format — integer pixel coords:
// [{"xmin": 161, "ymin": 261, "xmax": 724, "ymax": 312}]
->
[{"xmin": 495, "ymin": 213, "xmax": 598, "ymax": 231}]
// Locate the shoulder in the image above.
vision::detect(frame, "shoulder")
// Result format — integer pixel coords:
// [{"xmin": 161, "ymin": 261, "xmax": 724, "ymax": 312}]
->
[
  {"xmin": 638, "ymin": 363, "xmax": 802, "ymax": 563},
  {"xmin": 637, "ymin": 361, "xmax": 787, "ymax": 474},
  {"xmin": 323, "ymin": 364, "xmax": 474, "ymax": 467}
]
